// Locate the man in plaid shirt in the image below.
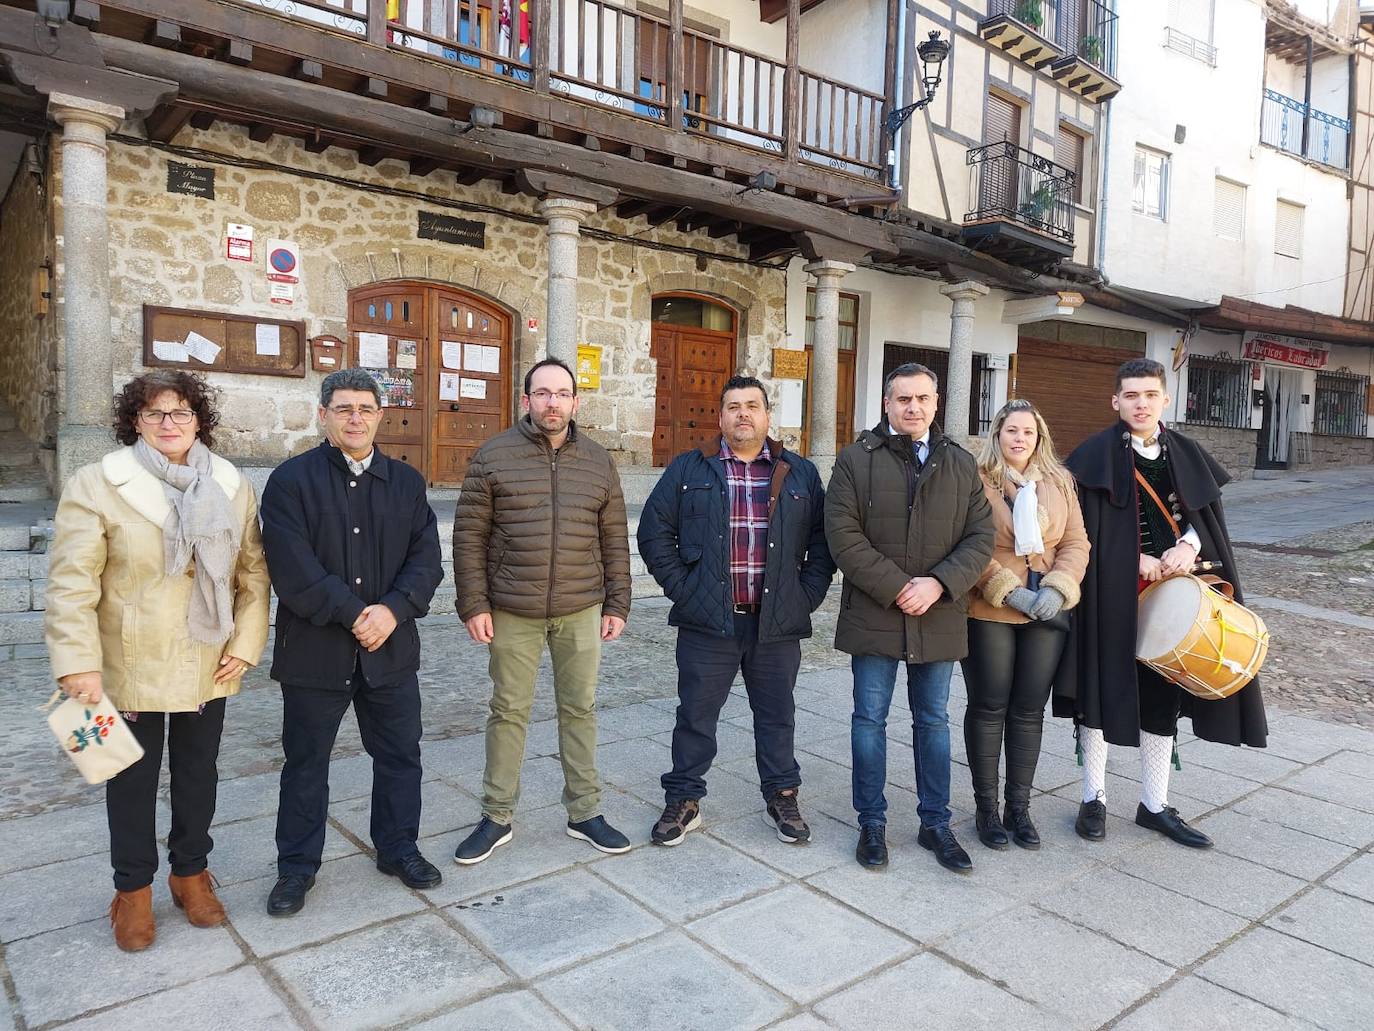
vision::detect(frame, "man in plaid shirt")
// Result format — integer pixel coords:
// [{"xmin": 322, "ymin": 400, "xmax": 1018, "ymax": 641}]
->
[{"xmin": 638, "ymin": 375, "xmax": 835, "ymax": 847}]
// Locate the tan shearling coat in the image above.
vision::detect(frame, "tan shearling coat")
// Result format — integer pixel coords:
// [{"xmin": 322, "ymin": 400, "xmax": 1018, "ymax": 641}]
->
[
  {"xmin": 45, "ymin": 447, "xmax": 271, "ymax": 712},
  {"xmin": 968, "ymin": 471, "xmax": 1090, "ymax": 624}
]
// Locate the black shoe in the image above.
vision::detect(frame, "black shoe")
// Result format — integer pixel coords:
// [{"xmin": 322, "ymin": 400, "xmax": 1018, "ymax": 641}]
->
[
  {"xmin": 1003, "ymin": 803, "xmax": 1041, "ymax": 850},
  {"xmin": 1075, "ymin": 799, "xmax": 1107, "ymax": 841},
  {"xmin": 1135, "ymin": 803, "xmax": 1214, "ymax": 849},
  {"xmin": 917, "ymin": 825, "xmax": 973, "ymax": 873},
  {"xmin": 454, "ymin": 816, "xmax": 513, "ymax": 865},
  {"xmin": 567, "ymin": 815, "xmax": 632, "ymax": 854},
  {"xmin": 377, "ymin": 851, "xmax": 443, "ymax": 889},
  {"xmin": 266, "ymin": 873, "xmax": 315, "ymax": 917},
  {"xmin": 975, "ymin": 808, "xmax": 1010, "ymax": 850},
  {"xmin": 855, "ymin": 824, "xmax": 888, "ymax": 869}
]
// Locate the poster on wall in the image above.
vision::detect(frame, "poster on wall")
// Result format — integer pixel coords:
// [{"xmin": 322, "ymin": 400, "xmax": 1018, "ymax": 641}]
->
[
  {"xmin": 375, "ymin": 369, "xmax": 416, "ymax": 408},
  {"xmin": 439, "ymin": 372, "xmax": 461, "ymax": 401},
  {"xmin": 226, "ymin": 223, "xmax": 253, "ymax": 262},
  {"xmin": 396, "ymin": 339, "xmax": 418, "ymax": 370},
  {"xmin": 265, "ymin": 240, "xmax": 300, "ymax": 284},
  {"xmin": 441, "ymin": 341, "xmax": 462, "ymax": 369},
  {"xmin": 358, "ymin": 332, "xmax": 389, "ymax": 368},
  {"xmin": 269, "ymin": 281, "xmax": 295, "ymax": 306}
]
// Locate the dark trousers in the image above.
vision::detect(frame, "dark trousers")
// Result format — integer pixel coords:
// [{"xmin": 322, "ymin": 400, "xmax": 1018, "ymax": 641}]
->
[
  {"xmin": 105, "ymin": 698, "xmax": 226, "ymax": 892},
  {"xmin": 960, "ymin": 619, "xmax": 1066, "ymax": 809},
  {"xmin": 1138, "ymin": 663, "xmax": 1183, "ymax": 738},
  {"xmin": 275, "ymin": 666, "xmax": 423, "ymax": 876},
  {"xmin": 662, "ymin": 614, "xmax": 803, "ymax": 803}
]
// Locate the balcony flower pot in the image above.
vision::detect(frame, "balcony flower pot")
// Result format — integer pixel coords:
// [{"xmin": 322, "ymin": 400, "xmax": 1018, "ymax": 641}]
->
[
  {"xmin": 1018, "ymin": 183, "xmax": 1057, "ymax": 225},
  {"xmin": 1079, "ymin": 35, "xmax": 1104, "ymax": 66},
  {"xmin": 1013, "ymin": 1, "xmax": 1043, "ymax": 30}
]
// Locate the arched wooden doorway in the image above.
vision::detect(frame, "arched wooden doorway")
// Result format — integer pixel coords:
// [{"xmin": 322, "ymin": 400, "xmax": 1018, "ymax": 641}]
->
[
  {"xmin": 651, "ymin": 293, "xmax": 738, "ymax": 466},
  {"xmin": 347, "ymin": 282, "xmax": 513, "ymax": 486}
]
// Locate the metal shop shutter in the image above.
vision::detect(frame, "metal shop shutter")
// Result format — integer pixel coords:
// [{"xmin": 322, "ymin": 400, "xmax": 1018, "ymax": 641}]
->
[
  {"xmin": 1213, "ymin": 178, "xmax": 1246, "ymax": 241},
  {"xmin": 1275, "ymin": 200, "xmax": 1305, "ymax": 258},
  {"xmin": 1013, "ymin": 338, "xmax": 1136, "ymax": 453}
]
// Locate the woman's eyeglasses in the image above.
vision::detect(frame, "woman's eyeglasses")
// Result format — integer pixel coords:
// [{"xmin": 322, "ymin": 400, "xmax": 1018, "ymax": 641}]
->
[{"xmin": 139, "ymin": 409, "xmax": 196, "ymax": 426}]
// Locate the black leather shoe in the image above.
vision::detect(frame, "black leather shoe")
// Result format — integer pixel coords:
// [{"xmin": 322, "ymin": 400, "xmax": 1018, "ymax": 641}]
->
[
  {"xmin": 377, "ymin": 851, "xmax": 443, "ymax": 888},
  {"xmin": 1135, "ymin": 804, "xmax": 1214, "ymax": 849},
  {"xmin": 1075, "ymin": 799, "xmax": 1107, "ymax": 841},
  {"xmin": 1003, "ymin": 803, "xmax": 1041, "ymax": 850},
  {"xmin": 567, "ymin": 816, "xmax": 631, "ymax": 855},
  {"xmin": 855, "ymin": 824, "xmax": 888, "ymax": 869},
  {"xmin": 266, "ymin": 873, "xmax": 315, "ymax": 917},
  {"xmin": 917, "ymin": 825, "xmax": 973, "ymax": 873},
  {"xmin": 454, "ymin": 816, "xmax": 513, "ymax": 865},
  {"xmin": 975, "ymin": 808, "xmax": 1010, "ymax": 850}
]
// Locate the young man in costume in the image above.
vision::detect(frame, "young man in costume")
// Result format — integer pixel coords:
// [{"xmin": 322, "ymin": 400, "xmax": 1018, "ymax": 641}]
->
[{"xmin": 1055, "ymin": 358, "xmax": 1267, "ymax": 848}]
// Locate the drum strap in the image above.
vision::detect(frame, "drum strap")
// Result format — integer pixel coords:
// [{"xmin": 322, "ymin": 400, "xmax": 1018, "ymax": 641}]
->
[{"xmin": 1134, "ymin": 469, "xmax": 1181, "ymax": 538}]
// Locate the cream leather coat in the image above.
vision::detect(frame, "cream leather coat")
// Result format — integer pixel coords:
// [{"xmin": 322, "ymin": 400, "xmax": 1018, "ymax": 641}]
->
[{"xmin": 45, "ymin": 447, "xmax": 271, "ymax": 712}]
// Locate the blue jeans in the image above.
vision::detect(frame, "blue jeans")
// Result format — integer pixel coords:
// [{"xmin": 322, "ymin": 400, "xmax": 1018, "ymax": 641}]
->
[{"xmin": 850, "ymin": 654, "xmax": 955, "ymax": 831}]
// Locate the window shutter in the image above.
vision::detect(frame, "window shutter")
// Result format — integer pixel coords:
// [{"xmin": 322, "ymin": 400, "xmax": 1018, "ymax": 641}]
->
[
  {"xmin": 1213, "ymin": 178, "xmax": 1245, "ymax": 241},
  {"xmin": 1275, "ymin": 200, "xmax": 1305, "ymax": 257},
  {"xmin": 985, "ymin": 93, "xmax": 1021, "ymax": 146},
  {"xmin": 1056, "ymin": 125, "xmax": 1085, "ymax": 203},
  {"xmin": 1167, "ymin": 0, "xmax": 1212, "ymax": 42}
]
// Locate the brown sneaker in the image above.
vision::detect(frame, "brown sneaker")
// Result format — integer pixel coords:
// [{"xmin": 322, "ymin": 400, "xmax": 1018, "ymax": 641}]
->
[
  {"xmin": 169, "ymin": 870, "xmax": 227, "ymax": 928},
  {"xmin": 109, "ymin": 886, "xmax": 156, "ymax": 951},
  {"xmin": 764, "ymin": 788, "xmax": 811, "ymax": 844},
  {"xmin": 651, "ymin": 798, "xmax": 702, "ymax": 846}
]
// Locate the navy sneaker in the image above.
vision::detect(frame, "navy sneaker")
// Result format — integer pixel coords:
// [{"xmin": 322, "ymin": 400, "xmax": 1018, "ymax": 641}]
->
[{"xmin": 567, "ymin": 815, "xmax": 631, "ymax": 854}]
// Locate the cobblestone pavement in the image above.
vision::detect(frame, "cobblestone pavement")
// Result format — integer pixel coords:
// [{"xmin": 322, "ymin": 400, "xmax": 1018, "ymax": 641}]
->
[{"xmin": 1, "ymin": 467, "xmax": 1372, "ymax": 1029}]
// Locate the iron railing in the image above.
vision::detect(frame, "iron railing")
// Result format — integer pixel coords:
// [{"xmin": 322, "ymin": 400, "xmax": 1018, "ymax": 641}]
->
[
  {"xmin": 1184, "ymin": 356, "xmax": 1251, "ymax": 428},
  {"xmin": 1314, "ymin": 371, "xmax": 1369, "ymax": 436},
  {"xmin": 966, "ymin": 142, "xmax": 1077, "ymax": 241},
  {"xmin": 240, "ymin": 0, "xmax": 367, "ymax": 34},
  {"xmin": 1260, "ymin": 89, "xmax": 1351, "ymax": 171},
  {"xmin": 1162, "ymin": 26, "xmax": 1217, "ymax": 66},
  {"xmin": 986, "ymin": 0, "xmax": 1058, "ymax": 39},
  {"xmin": 1060, "ymin": 0, "xmax": 1117, "ymax": 77}
]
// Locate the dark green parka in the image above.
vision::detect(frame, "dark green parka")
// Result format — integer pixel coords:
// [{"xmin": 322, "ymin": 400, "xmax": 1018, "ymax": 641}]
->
[{"xmin": 824, "ymin": 423, "xmax": 994, "ymax": 663}]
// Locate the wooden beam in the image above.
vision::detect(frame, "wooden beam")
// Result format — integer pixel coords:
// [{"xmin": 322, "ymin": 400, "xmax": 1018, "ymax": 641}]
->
[
  {"xmin": 297, "ymin": 59, "xmax": 324, "ymax": 82},
  {"xmin": 189, "ymin": 111, "xmax": 216, "ymax": 130},
  {"xmin": 616, "ymin": 199, "xmax": 657, "ymax": 220},
  {"xmin": 366, "ymin": 1, "xmax": 386, "ymax": 46},
  {"xmin": 249, "ymin": 123, "xmax": 274, "ymax": 143},
  {"xmin": 582, "ymin": 134, "xmax": 601, "ymax": 151},
  {"xmin": 516, "ymin": 169, "xmax": 617, "ymax": 206},
  {"xmin": 645, "ymin": 205, "xmax": 684, "ymax": 226},
  {"xmin": 532, "ymin": 0, "xmax": 550, "ymax": 92},
  {"xmin": 302, "ymin": 135, "xmax": 330, "ymax": 153},
  {"xmin": 357, "ymin": 145, "xmax": 386, "ymax": 166},
  {"xmin": 416, "ymin": 92, "xmax": 447, "ymax": 114},
  {"xmin": 149, "ymin": 20, "xmax": 180, "ymax": 48},
  {"xmin": 409, "ymin": 156, "xmax": 441, "ymax": 177},
  {"xmin": 881, "ymin": 0, "xmax": 899, "ymax": 140},
  {"xmin": 225, "ymin": 40, "xmax": 252, "ymax": 65},
  {"xmin": 629, "ymin": 145, "xmax": 646, "ymax": 162},
  {"xmin": 784, "ymin": 0, "xmax": 800, "ymax": 162},
  {"xmin": 454, "ymin": 167, "xmax": 489, "ymax": 186},
  {"xmin": 668, "ymin": 0, "xmax": 684, "ymax": 133},
  {"xmin": 71, "ymin": 1, "xmax": 100, "ymax": 29},
  {"xmin": 366, "ymin": 77, "xmax": 388, "ymax": 99},
  {"xmin": 737, "ymin": 225, "xmax": 782, "ymax": 244},
  {"xmin": 707, "ymin": 220, "xmax": 741, "ymax": 239},
  {"xmin": 749, "ymin": 235, "xmax": 798, "ymax": 262},
  {"xmin": 146, "ymin": 105, "xmax": 193, "ymax": 143}
]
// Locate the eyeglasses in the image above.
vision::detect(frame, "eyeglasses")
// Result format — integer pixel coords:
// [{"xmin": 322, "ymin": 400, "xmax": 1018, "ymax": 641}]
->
[
  {"xmin": 529, "ymin": 390, "xmax": 575, "ymax": 403},
  {"xmin": 139, "ymin": 409, "xmax": 196, "ymax": 426},
  {"xmin": 327, "ymin": 405, "xmax": 382, "ymax": 420}
]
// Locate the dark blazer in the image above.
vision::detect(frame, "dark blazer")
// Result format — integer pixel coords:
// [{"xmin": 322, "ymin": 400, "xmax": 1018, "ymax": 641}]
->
[
  {"xmin": 261, "ymin": 441, "xmax": 442, "ymax": 690},
  {"xmin": 637, "ymin": 437, "xmax": 835, "ymax": 643}
]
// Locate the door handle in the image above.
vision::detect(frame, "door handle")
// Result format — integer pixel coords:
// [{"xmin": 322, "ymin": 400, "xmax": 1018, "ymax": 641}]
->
[
  {"xmin": 687, "ymin": 420, "xmax": 696, "ymax": 428},
  {"xmin": 449, "ymin": 403, "xmax": 461, "ymax": 412}
]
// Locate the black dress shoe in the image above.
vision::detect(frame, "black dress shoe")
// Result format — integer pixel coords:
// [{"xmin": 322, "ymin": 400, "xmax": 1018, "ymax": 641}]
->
[
  {"xmin": 1135, "ymin": 804, "xmax": 1214, "ymax": 849},
  {"xmin": 267, "ymin": 873, "xmax": 315, "ymax": 917},
  {"xmin": 1003, "ymin": 803, "xmax": 1041, "ymax": 850},
  {"xmin": 975, "ymin": 808, "xmax": 1010, "ymax": 850},
  {"xmin": 1075, "ymin": 799, "xmax": 1107, "ymax": 841},
  {"xmin": 917, "ymin": 825, "xmax": 973, "ymax": 872},
  {"xmin": 377, "ymin": 851, "xmax": 443, "ymax": 888},
  {"xmin": 855, "ymin": 824, "xmax": 888, "ymax": 869}
]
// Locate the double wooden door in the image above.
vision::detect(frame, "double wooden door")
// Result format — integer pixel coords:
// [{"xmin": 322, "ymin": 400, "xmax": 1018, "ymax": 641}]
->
[
  {"xmin": 348, "ymin": 283, "xmax": 512, "ymax": 486},
  {"xmin": 651, "ymin": 323, "xmax": 736, "ymax": 466}
]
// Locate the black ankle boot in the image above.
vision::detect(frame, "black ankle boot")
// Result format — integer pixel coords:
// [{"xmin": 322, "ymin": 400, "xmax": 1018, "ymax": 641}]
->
[
  {"xmin": 975, "ymin": 807, "xmax": 1010, "ymax": 850},
  {"xmin": 1002, "ymin": 802, "xmax": 1040, "ymax": 850}
]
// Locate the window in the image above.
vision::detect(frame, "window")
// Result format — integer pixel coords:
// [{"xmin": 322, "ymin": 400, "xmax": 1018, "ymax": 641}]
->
[
  {"xmin": 1275, "ymin": 200, "xmax": 1305, "ymax": 258},
  {"xmin": 1164, "ymin": 0, "xmax": 1217, "ymax": 65},
  {"xmin": 1314, "ymin": 371, "xmax": 1369, "ymax": 436},
  {"xmin": 805, "ymin": 290, "xmax": 859, "ymax": 351},
  {"xmin": 1184, "ymin": 356, "xmax": 1250, "ymax": 428},
  {"xmin": 1055, "ymin": 124, "xmax": 1086, "ymax": 205},
  {"xmin": 1132, "ymin": 146, "xmax": 1169, "ymax": 220},
  {"xmin": 1213, "ymin": 178, "xmax": 1246, "ymax": 241}
]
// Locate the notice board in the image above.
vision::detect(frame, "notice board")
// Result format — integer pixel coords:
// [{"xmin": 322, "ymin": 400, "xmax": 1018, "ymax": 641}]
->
[{"xmin": 142, "ymin": 305, "xmax": 307, "ymax": 377}]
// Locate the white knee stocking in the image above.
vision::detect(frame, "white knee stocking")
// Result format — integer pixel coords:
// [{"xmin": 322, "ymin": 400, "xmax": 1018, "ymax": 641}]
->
[
  {"xmin": 1079, "ymin": 725, "xmax": 1108, "ymax": 804},
  {"xmin": 1139, "ymin": 731, "xmax": 1174, "ymax": 813}
]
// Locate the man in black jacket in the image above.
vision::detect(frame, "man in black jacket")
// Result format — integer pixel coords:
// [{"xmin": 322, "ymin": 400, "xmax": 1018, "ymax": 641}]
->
[
  {"xmin": 638, "ymin": 375, "xmax": 835, "ymax": 847},
  {"xmin": 1055, "ymin": 358, "xmax": 1267, "ymax": 850},
  {"xmin": 260, "ymin": 369, "xmax": 444, "ymax": 915}
]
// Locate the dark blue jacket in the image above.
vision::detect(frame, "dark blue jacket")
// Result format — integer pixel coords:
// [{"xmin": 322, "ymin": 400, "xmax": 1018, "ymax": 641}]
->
[
  {"xmin": 261, "ymin": 441, "xmax": 442, "ymax": 689},
  {"xmin": 637, "ymin": 437, "xmax": 835, "ymax": 642}
]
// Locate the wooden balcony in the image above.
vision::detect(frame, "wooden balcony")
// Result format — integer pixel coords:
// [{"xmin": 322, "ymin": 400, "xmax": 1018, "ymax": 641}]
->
[
  {"xmin": 979, "ymin": 0, "xmax": 1121, "ymax": 103},
  {"xmin": 961, "ymin": 142, "xmax": 1076, "ymax": 268}
]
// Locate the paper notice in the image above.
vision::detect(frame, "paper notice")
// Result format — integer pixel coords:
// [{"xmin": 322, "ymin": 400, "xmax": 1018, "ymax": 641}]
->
[
  {"xmin": 184, "ymin": 331, "xmax": 221, "ymax": 365},
  {"xmin": 459, "ymin": 378, "xmax": 487, "ymax": 399},
  {"xmin": 153, "ymin": 340, "xmax": 189, "ymax": 362},
  {"xmin": 479, "ymin": 344, "xmax": 501, "ymax": 374},
  {"xmin": 441, "ymin": 340, "xmax": 462, "ymax": 370},
  {"xmin": 396, "ymin": 339, "xmax": 418, "ymax": 370},
  {"xmin": 463, "ymin": 342, "xmax": 483, "ymax": 370},
  {"xmin": 254, "ymin": 324, "xmax": 281, "ymax": 356},
  {"xmin": 357, "ymin": 332, "xmax": 389, "ymax": 368},
  {"xmin": 439, "ymin": 372, "xmax": 461, "ymax": 401}
]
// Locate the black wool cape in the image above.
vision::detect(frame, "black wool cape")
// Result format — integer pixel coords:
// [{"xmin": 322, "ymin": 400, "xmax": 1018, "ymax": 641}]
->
[{"xmin": 1051, "ymin": 423, "xmax": 1268, "ymax": 748}]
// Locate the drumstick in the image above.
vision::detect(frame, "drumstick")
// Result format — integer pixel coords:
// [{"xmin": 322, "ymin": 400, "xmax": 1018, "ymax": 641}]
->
[{"xmin": 1191, "ymin": 561, "xmax": 1219, "ymax": 573}]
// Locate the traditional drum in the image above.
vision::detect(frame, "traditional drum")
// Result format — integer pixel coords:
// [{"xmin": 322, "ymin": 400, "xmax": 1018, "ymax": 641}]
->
[{"xmin": 1136, "ymin": 574, "xmax": 1269, "ymax": 701}]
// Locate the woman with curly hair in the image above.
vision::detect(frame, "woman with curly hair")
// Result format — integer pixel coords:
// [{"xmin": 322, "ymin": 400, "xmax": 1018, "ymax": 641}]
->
[
  {"xmin": 45, "ymin": 370, "xmax": 270, "ymax": 951},
  {"xmin": 961, "ymin": 399, "xmax": 1089, "ymax": 851}
]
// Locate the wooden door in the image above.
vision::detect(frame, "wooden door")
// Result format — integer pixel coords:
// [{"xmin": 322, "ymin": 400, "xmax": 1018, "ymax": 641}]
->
[
  {"xmin": 1013, "ymin": 337, "xmax": 1131, "ymax": 452},
  {"xmin": 982, "ymin": 92, "xmax": 1023, "ymax": 213},
  {"xmin": 651, "ymin": 323, "xmax": 735, "ymax": 465},
  {"xmin": 800, "ymin": 347, "xmax": 856, "ymax": 454},
  {"xmin": 429, "ymin": 289, "xmax": 511, "ymax": 485},
  {"xmin": 348, "ymin": 284, "xmax": 429, "ymax": 479}
]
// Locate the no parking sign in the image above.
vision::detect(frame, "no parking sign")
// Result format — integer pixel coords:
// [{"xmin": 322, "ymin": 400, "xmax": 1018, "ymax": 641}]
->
[{"xmin": 265, "ymin": 240, "xmax": 299, "ymax": 283}]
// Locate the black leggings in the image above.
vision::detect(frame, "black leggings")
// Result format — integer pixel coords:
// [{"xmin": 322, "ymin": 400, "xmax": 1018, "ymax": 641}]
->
[{"xmin": 960, "ymin": 619, "xmax": 1066, "ymax": 809}]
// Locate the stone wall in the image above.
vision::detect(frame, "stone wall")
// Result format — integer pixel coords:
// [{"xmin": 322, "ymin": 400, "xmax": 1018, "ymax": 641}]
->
[
  {"xmin": 0, "ymin": 148, "xmax": 58, "ymax": 448},
  {"xmin": 100, "ymin": 123, "xmax": 787, "ymax": 467},
  {"xmin": 1179, "ymin": 423, "xmax": 1257, "ymax": 481},
  {"xmin": 1301, "ymin": 432, "xmax": 1374, "ymax": 470}
]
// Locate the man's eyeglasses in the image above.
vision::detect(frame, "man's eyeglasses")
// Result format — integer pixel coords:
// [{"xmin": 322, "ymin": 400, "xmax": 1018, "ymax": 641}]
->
[
  {"xmin": 327, "ymin": 405, "xmax": 382, "ymax": 420},
  {"xmin": 139, "ymin": 409, "xmax": 196, "ymax": 426},
  {"xmin": 529, "ymin": 390, "xmax": 575, "ymax": 403}
]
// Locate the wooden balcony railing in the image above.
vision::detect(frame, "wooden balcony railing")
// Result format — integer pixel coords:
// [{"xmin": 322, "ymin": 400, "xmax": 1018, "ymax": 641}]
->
[{"xmin": 799, "ymin": 70, "xmax": 884, "ymax": 178}]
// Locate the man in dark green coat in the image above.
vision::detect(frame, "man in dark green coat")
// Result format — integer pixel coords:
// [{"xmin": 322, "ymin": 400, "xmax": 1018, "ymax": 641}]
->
[{"xmin": 825, "ymin": 362, "xmax": 994, "ymax": 873}]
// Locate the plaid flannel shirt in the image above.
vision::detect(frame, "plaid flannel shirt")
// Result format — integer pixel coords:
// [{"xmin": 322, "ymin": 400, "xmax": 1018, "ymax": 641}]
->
[{"xmin": 719, "ymin": 440, "xmax": 772, "ymax": 606}]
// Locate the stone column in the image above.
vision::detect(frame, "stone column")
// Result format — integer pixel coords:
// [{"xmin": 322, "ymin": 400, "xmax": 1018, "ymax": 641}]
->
[
  {"xmin": 939, "ymin": 280, "xmax": 990, "ymax": 447},
  {"xmin": 49, "ymin": 93, "xmax": 125, "ymax": 484},
  {"xmin": 803, "ymin": 259, "xmax": 855, "ymax": 482},
  {"xmin": 539, "ymin": 197, "xmax": 597, "ymax": 366}
]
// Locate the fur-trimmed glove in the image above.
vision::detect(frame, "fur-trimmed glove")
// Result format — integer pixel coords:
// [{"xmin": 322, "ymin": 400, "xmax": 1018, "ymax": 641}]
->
[
  {"xmin": 1005, "ymin": 587, "xmax": 1038, "ymax": 616},
  {"xmin": 1029, "ymin": 587, "xmax": 1066, "ymax": 621}
]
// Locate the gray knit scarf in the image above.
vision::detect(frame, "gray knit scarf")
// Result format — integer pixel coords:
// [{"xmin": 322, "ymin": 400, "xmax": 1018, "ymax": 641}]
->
[{"xmin": 132, "ymin": 438, "xmax": 239, "ymax": 645}]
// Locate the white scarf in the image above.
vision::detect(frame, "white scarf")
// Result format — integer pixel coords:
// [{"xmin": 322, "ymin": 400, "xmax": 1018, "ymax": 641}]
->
[{"xmin": 1006, "ymin": 470, "xmax": 1045, "ymax": 558}]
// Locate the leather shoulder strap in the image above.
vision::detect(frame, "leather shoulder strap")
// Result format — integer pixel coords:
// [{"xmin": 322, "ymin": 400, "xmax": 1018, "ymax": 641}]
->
[{"xmin": 1134, "ymin": 468, "xmax": 1180, "ymax": 538}]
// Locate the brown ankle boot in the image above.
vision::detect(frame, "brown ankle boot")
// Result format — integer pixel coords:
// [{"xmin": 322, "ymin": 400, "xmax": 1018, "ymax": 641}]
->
[
  {"xmin": 109, "ymin": 886, "xmax": 156, "ymax": 951},
  {"xmin": 169, "ymin": 870, "xmax": 226, "ymax": 928}
]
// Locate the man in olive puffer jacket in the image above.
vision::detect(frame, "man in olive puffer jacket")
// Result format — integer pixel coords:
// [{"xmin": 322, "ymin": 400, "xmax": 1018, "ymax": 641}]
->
[{"xmin": 451, "ymin": 359, "xmax": 632, "ymax": 864}]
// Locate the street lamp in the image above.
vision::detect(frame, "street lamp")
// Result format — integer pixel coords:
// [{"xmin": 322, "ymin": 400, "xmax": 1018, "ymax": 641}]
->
[{"xmin": 884, "ymin": 31, "xmax": 950, "ymax": 135}]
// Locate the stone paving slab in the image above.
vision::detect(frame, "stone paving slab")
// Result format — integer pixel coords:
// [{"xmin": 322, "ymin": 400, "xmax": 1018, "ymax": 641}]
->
[
  {"xmin": 1108, "ymin": 840, "xmax": 1308, "ymax": 920},
  {"xmin": 1114, "ymin": 976, "xmax": 1321, "ymax": 1031},
  {"xmin": 1263, "ymin": 886, "xmax": 1374, "ymax": 967},
  {"xmin": 410, "ymin": 990, "xmax": 573, "ymax": 1030},
  {"xmin": 1325, "ymin": 851, "xmax": 1374, "ymax": 902},
  {"xmin": 53, "ymin": 967, "xmax": 303, "ymax": 1031},
  {"xmin": 1193, "ymin": 808, "xmax": 1358, "ymax": 881}
]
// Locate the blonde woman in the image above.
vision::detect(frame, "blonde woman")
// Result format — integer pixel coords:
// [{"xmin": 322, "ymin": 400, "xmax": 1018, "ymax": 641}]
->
[
  {"xmin": 962, "ymin": 399, "xmax": 1088, "ymax": 851},
  {"xmin": 45, "ymin": 371, "xmax": 270, "ymax": 951}
]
